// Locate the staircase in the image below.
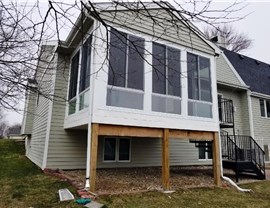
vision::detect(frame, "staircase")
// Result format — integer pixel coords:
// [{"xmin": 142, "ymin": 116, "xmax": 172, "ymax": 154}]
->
[
  {"xmin": 221, "ymin": 131, "xmax": 265, "ymax": 181},
  {"xmin": 219, "ymin": 98, "xmax": 266, "ymax": 182}
]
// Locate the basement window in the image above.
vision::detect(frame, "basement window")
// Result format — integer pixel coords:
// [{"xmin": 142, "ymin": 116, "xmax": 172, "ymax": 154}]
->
[
  {"xmin": 103, "ymin": 138, "xmax": 131, "ymax": 162},
  {"xmin": 198, "ymin": 142, "xmax": 212, "ymax": 160}
]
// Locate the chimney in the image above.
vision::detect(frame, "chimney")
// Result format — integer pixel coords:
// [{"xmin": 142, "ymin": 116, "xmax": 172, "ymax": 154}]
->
[{"xmin": 210, "ymin": 35, "xmax": 226, "ymax": 48}]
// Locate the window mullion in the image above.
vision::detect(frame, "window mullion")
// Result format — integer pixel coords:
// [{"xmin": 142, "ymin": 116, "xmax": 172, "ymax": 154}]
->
[
  {"xmin": 125, "ymin": 35, "xmax": 129, "ymax": 88},
  {"xmin": 198, "ymin": 56, "xmax": 201, "ymax": 101}
]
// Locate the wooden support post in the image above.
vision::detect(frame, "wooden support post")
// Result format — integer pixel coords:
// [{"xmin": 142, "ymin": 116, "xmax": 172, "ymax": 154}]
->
[
  {"xmin": 162, "ymin": 128, "xmax": 170, "ymax": 190},
  {"xmin": 212, "ymin": 132, "xmax": 222, "ymax": 186},
  {"xmin": 90, "ymin": 123, "xmax": 99, "ymax": 192}
]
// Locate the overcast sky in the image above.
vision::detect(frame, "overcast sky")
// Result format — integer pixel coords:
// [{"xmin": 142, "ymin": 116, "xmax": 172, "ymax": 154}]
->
[{"xmin": 5, "ymin": 0, "xmax": 270, "ymax": 125}]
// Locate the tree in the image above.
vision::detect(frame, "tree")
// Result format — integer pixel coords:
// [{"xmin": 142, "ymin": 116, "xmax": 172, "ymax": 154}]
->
[
  {"xmin": 0, "ymin": 0, "xmax": 247, "ymax": 112},
  {"xmin": 5, "ymin": 123, "xmax": 21, "ymax": 136},
  {"xmin": 203, "ymin": 24, "xmax": 253, "ymax": 52}
]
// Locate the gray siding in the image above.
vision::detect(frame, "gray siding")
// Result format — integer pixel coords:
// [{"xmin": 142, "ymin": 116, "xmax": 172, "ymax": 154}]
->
[
  {"xmin": 97, "ymin": 138, "xmax": 211, "ymax": 168},
  {"xmin": 252, "ymin": 96, "xmax": 270, "ymax": 144},
  {"xmin": 21, "ymin": 90, "xmax": 37, "ymax": 135},
  {"xmin": 28, "ymin": 49, "xmax": 55, "ymax": 168},
  {"xmin": 46, "ymin": 54, "xmax": 88, "ymax": 169},
  {"xmin": 100, "ymin": 9, "xmax": 215, "ymax": 55},
  {"xmin": 217, "ymin": 88, "xmax": 250, "ymax": 135},
  {"xmin": 216, "ymin": 55, "xmax": 243, "ymax": 86},
  {"xmin": 240, "ymin": 92, "xmax": 251, "ymax": 135}
]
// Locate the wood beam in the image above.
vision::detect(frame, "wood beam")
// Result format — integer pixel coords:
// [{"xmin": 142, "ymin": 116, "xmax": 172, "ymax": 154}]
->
[
  {"xmin": 90, "ymin": 123, "xmax": 99, "ymax": 192},
  {"xmin": 212, "ymin": 132, "xmax": 222, "ymax": 186},
  {"xmin": 169, "ymin": 129, "xmax": 214, "ymax": 141},
  {"xmin": 98, "ymin": 124, "xmax": 163, "ymax": 138},
  {"xmin": 162, "ymin": 128, "xmax": 170, "ymax": 190}
]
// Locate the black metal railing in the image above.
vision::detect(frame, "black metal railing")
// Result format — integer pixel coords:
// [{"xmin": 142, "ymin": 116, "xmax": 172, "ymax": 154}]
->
[
  {"xmin": 218, "ymin": 98, "xmax": 234, "ymax": 127},
  {"xmin": 221, "ymin": 132, "xmax": 265, "ymax": 179}
]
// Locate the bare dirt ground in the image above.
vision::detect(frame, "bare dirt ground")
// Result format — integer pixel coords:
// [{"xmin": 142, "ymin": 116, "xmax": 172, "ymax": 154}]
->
[
  {"xmin": 63, "ymin": 166, "xmax": 266, "ymax": 195},
  {"xmin": 64, "ymin": 166, "xmax": 219, "ymax": 195}
]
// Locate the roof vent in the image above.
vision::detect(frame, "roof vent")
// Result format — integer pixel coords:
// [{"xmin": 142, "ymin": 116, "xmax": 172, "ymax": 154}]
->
[
  {"xmin": 256, "ymin": 60, "xmax": 260, "ymax": 65},
  {"xmin": 239, "ymin": 54, "xmax": 244, "ymax": 59}
]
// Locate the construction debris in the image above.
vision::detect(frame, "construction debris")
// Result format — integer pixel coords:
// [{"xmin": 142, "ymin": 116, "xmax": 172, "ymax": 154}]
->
[{"xmin": 58, "ymin": 188, "xmax": 74, "ymax": 202}]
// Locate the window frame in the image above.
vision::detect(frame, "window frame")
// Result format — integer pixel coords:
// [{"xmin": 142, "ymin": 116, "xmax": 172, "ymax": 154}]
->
[
  {"xmin": 198, "ymin": 142, "xmax": 213, "ymax": 161},
  {"xmin": 187, "ymin": 52, "xmax": 212, "ymax": 103},
  {"xmin": 260, "ymin": 98, "xmax": 270, "ymax": 118},
  {"xmin": 67, "ymin": 31, "xmax": 93, "ymax": 116},
  {"xmin": 103, "ymin": 137, "xmax": 131, "ymax": 163},
  {"xmin": 108, "ymin": 27, "xmax": 145, "ymax": 92},
  {"xmin": 152, "ymin": 42, "xmax": 182, "ymax": 97}
]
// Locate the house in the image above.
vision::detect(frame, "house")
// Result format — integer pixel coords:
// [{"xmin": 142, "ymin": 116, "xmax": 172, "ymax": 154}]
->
[
  {"xmin": 21, "ymin": 2, "xmax": 227, "ymax": 192},
  {"xmin": 214, "ymin": 42, "xmax": 266, "ymax": 181}
]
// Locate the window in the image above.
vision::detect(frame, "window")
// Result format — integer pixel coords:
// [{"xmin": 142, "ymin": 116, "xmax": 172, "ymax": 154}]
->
[
  {"xmin": 260, "ymin": 99, "xmax": 270, "ymax": 118},
  {"xmin": 107, "ymin": 28, "xmax": 144, "ymax": 109},
  {"xmin": 152, "ymin": 42, "xmax": 181, "ymax": 114},
  {"xmin": 68, "ymin": 52, "xmax": 79, "ymax": 101},
  {"xmin": 68, "ymin": 34, "xmax": 92, "ymax": 115},
  {"xmin": 198, "ymin": 142, "xmax": 212, "ymax": 160},
  {"xmin": 103, "ymin": 138, "xmax": 131, "ymax": 162},
  {"xmin": 187, "ymin": 53, "xmax": 212, "ymax": 118}
]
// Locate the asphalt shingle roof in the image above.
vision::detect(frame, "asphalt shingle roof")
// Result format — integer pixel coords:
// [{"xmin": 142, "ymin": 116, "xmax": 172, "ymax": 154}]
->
[{"xmin": 222, "ymin": 47, "xmax": 270, "ymax": 96}]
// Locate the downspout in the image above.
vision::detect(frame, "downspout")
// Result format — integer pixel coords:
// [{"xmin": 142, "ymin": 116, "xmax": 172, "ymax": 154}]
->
[
  {"xmin": 218, "ymin": 131, "xmax": 251, "ymax": 192},
  {"xmin": 247, "ymin": 90, "xmax": 255, "ymax": 138},
  {"xmin": 85, "ymin": 19, "xmax": 98, "ymax": 189}
]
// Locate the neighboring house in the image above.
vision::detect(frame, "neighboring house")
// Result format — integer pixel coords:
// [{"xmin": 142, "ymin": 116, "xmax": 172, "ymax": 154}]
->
[
  {"xmin": 214, "ymin": 42, "xmax": 267, "ymax": 181},
  {"xmin": 21, "ymin": 2, "xmax": 227, "ymax": 192},
  {"xmin": 219, "ymin": 47, "xmax": 270, "ymax": 156}
]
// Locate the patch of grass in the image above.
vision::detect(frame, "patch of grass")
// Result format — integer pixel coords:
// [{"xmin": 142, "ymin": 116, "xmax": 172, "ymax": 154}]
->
[
  {"xmin": 99, "ymin": 182, "xmax": 270, "ymax": 208},
  {"xmin": 0, "ymin": 140, "xmax": 79, "ymax": 208}
]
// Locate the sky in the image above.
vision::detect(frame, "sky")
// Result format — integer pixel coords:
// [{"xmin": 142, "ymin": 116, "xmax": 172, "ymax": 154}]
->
[{"xmin": 4, "ymin": 0, "xmax": 270, "ymax": 125}]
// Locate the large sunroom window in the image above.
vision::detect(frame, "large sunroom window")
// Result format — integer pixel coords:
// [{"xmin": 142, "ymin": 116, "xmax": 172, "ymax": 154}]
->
[
  {"xmin": 107, "ymin": 28, "xmax": 144, "ymax": 110},
  {"xmin": 187, "ymin": 53, "xmax": 212, "ymax": 118},
  {"xmin": 68, "ymin": 34, "xmax": 92, "ymax": 115},
  {"xmin": 152, "ymin": 42, "xmax": 181, "ymax": 114}
]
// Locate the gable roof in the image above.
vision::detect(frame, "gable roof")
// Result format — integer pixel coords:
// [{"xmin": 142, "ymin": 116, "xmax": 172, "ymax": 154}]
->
[
  {"xmin": 61, "ymin": 1, "xmax": 220, "ymax": 55},
  {"xmin": 222, "ymin": 47, "xmax": 270, "ymax": 96}
]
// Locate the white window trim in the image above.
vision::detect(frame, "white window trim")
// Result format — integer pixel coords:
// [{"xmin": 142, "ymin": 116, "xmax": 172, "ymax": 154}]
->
[
  {"xmin": 108, "ymin": 27, "xmax": 145, "ymax": 91},
  {"xmin": 152, "ymin": 42, "xmax": 182, "ymax": 98},
  {"xmin": 260, "ymin": 99, "xmax": 270, "ymax": 119},
  {"xmin": 103, "ymin": 137, "xmax": 131, "ymax": 163},
  {"xmin": 187, "ymin": 52, "xmax": 212, "ymax": 103}
]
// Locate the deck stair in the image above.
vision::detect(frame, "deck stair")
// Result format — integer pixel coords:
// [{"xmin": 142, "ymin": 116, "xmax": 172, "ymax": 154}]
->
[
  {"xmin": 221, "ymin": 131, "xmax": 265, "ymax": 181},
  {"xmin": 219, "ymin": 97, "xmax": 265, "ymax": 182}
]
